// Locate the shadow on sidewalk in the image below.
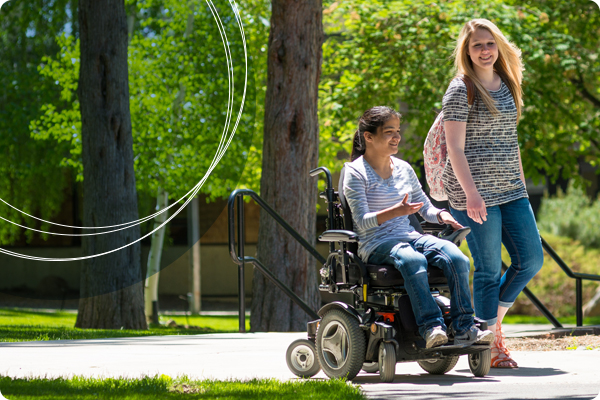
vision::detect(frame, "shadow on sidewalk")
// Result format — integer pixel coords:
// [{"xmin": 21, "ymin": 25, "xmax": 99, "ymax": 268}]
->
[
  {"xmin": 352, "ymin": 373, "xmax": 501, "ymax": 386},
  {"xmin": 455, "ymin": 366, "xmax": 567, "ymax": 377}
]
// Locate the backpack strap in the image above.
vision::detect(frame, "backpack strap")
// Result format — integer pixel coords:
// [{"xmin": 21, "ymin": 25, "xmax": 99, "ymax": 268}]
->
[{"xmin": 460, "ymin": 74, "xmax": 476, "ymax": 107}]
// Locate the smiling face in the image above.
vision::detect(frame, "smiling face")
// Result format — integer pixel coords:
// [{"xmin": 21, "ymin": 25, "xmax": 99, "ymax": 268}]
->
[
  {"xmin": 468, "ymin": 27, "xmax": 498, "ymax": 72},
  {"xmin": 364, "ymin": 116, "xmax": 401, "ymax": 157}
]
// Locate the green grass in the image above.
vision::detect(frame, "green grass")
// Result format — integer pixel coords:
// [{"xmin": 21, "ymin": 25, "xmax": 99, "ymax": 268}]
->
[
  {"xmin": 503, "ymin": 314, "xmax": 600, "ymax": 325},
  {"xmin": 2, "ymin": 307, "xmax": 599, "ymax": 344},
  {"xmin": 0, "ymin": 308, "xmax": 250, "ymax": 342},
  {"xmin": 0, "ymin": 376, "xmax": 365, "ymax": 399}
]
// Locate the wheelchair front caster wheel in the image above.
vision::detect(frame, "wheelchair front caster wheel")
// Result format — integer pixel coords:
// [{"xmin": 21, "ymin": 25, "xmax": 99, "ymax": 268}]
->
[
  {"xmin": 362, "ymin": 362, "xmax": 379, "ymax": 373},
  {"xmin": 316, "ymin": 310, "xmax": 366, "ymax": 380},
  {"xmin": 378, "ymin": 342, "xmax": 396, "ymax": 383},
  {"xmin": 286, "ymin": 339, "xmax": 321, "ymax": 378},
  {"xmin": 468, "ymin": 349, "xmax": 491, "ymax": 377}
]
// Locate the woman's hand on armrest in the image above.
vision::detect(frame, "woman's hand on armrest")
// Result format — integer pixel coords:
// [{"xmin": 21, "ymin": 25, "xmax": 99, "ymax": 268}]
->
[
  {"xmin": 376, "ymin": 193, "xmax": 423, "ymax": 225},
  {"xmin": 438, "ymin": 211, "xmax": 463, "ymax": 231}
]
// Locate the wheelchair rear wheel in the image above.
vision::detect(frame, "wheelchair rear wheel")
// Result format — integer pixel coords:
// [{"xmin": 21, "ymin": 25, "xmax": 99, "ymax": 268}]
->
[
  {"xmin": 417, "ymin": 355, "xmax": 459, "ymax": 375},
  {"xmin": 286, "ymin": 339, "xmax": 321, "ymax": 378},
  {"xmin": 468, "ymin": 348, "xmax": 491, "ymax": 377},
  {"xmin": 316, "ymin": 309, "xmax": 366, "ymax": 380}
]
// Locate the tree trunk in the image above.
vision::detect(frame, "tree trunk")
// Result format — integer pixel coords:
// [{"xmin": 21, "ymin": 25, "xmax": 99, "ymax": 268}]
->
[
  {"xmin": 144, "ymin": 188, "xmax": 169, "ymax": 324},
  {"xmin": 75, "ymin": 0, "xmax": 146, "ymax": 330},
  {"xmin": 251, "ymin": 0, "xmax": 323, "ymax": 332}
]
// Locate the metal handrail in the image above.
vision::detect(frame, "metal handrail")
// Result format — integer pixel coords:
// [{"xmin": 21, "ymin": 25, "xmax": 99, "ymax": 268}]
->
[
  {"xmin": 501, "ymin": 262, "xmax": 563, "ymax": 328},
  {"xmin": 540, "ymin": 237, "xmax": 600, "ymax": 326},
  {"xmin": 228, "ymin": 189, "xmax": 324, "ymax": 332},
  {"xmin": 227, "ymin": 189, "xmax": 600, "ymax": 330}
]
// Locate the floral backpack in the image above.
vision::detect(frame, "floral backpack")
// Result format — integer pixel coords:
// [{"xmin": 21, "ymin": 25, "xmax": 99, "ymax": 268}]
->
[{"xmin": 423, "ymin": 75, "xmax": 475, "ymax": 201}]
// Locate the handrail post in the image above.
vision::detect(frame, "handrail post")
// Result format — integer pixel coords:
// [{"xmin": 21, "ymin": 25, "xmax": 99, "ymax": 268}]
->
[
  {"xmin": 576, "ymin": 278, "xmax": 583, "ymax": 327},
  {"xmin": 237, "ymin": 194, "xmax": 246, "ymax": 333},
  {"xmin": 227, "ymin": 187, "xmax": 329, "ymax": 332}
]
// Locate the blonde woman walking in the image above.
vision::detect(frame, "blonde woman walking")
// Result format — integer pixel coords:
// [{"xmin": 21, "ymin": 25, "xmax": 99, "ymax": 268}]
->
[{"xmin": 442, "ymin": 19, "xmax": 543, "ymax": 368}]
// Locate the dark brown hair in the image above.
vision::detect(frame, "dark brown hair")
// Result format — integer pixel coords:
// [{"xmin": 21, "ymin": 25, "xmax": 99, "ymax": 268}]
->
[{"xmin": 351, "ymin": 106, "xmax": 402, "ymax": 161}]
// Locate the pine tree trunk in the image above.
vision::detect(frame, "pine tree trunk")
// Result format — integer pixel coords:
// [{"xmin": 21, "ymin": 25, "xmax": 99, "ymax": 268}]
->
[
  {"xmin": 75, "ymin": 0, "xmax": 146, "ymax": 330},
  {"xmin": 251, "ymin": 0, "xmax": 323, "ymax": 332}
]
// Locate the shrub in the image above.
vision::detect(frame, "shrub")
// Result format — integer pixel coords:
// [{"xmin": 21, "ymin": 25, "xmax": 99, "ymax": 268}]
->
[
  {"xmin": 509, "ymin": 233, "xmax": 600, "ymax": 317},
  {"xmin": 537, "ymin": 184, "xmax": 600, "ymax": 249}
]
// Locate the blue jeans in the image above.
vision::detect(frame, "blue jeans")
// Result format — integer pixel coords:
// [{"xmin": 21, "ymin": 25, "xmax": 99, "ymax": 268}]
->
[
  {"xmin": 450, "ymin": 197, "xmax": 544, "ymax": 326},
  {"xmin": 368, "ymin": 235, "xmax": 474, "ymax": 338}
]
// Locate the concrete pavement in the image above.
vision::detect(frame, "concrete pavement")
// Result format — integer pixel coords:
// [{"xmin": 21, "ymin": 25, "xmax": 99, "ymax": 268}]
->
[{"xmin": 0, "ymin": 329, "xmax": 599, "ymax": 399}]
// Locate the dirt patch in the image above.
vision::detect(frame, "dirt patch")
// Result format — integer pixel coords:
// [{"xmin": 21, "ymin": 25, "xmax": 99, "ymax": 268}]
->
[{"xmin": 505, "ymin": 335, "xmax": 600, "ymax": 351}]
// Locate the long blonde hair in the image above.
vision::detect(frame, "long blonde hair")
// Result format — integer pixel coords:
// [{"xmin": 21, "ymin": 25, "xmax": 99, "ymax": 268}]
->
[{"xmin": 453, "ymin": 19, "xmax": 524, "ymax": 120}]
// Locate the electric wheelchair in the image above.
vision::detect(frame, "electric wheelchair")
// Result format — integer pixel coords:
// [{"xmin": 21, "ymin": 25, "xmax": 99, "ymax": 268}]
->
[{"xmin": 285, "ymin": 166, "xmax": 491, "ymax": 382}]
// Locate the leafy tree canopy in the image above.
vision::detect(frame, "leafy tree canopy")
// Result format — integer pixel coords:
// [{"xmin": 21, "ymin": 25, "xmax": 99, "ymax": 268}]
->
[
  {"xmin": 0, "ymin": 0, "xmax": 75, "ymax": 244},
  {"xmin": 3, "ymin": 0, "xmax": 598, "ymax": 246},
  {"xmin": 318, "ymin": 0, "xmax": 599, "ymax": 187},
  {"xmin": 30, "ymin": 0, "xmax": 257, "ymax": 207}
]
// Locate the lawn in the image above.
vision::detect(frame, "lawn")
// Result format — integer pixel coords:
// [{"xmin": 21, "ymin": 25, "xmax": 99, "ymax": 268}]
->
[
  {"xmin": 0, "ymin": 308, "xmax": 249, "ymax": 342},
  {"xmin": 0, "ymin": 310, "xmax": 367, "ymax": 399},
  {"xmin": 0, "ymin": 376, "xmax": 365, "ymax": 400},
  {"xmin": 1, "ymin": 307, "xmax": 599, "ymax": 343}
]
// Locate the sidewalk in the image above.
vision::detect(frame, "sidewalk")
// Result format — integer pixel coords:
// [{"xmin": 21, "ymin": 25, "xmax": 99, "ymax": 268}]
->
[{"xmin": 1, "ymin": 326, "xmax": 599, "ymax": 400}]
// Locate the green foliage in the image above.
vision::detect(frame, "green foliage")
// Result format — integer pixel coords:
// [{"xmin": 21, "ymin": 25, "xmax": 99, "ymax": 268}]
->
[
  {"xmin": 510, "ymin": 233, "xmax": 600, "ymax": 317},
  {"xmin": 0, "ymin": 376, "xmax": 366, "ymax": 399},
  {"xmin": 233, "ymin": 0, "xmax": 270, "ymax": 194},
  {"xmin": 459, "ymin": 232, "xmax": 600, "ymax": 317},
  {"xmin": 7, "ymin": 0, "xmax": 600, "ymax": 246},
  {"xmin": 31, "ymin": 0, "xmax": 257, "ymax": 203},
  {"xmin": 537, "ymin": 184, "xmax": 600, "ymax": 248},
  {"xmin": 319, "ymin": 0, "xmax": 600, "ymax": 186},
  {"xmin": 0, "ymin": 0, "xmax": 74, "ymax": 244},
  {"xmin": 506, "ymin": 0, "xmax": 600, "ymax": 185},
  {"xmin": 29, "ymin": 34, "xmax": 82, "ymax": 177}
]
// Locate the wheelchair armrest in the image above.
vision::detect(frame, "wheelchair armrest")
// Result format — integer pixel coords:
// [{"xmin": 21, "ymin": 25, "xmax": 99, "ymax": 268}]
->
[
  {"xmin": 421, "ymin": 221, "xmax": 471, "ymax": 247},
  {"xmin": 319, "ymin": 230, "xmax": 359, "ymax": 242},
  {"xmin": 440, "ymin": 226, "xmax": 471, "ymax": 246}
]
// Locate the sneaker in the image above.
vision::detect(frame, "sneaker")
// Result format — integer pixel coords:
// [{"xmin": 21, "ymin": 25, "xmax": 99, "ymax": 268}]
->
[
  {"xmin": 424, "ymin": 326, "xmax": 448, "ymax": 349},
  {"xmin": 454, "ymin": 324, "xmax": 494, "ymax": 346}
]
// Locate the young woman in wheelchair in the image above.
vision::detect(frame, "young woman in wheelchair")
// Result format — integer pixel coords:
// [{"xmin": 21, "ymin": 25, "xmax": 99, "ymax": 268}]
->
[{"xmin": 343, "ymin": 106, "xmax": 493, "ymax": 349}]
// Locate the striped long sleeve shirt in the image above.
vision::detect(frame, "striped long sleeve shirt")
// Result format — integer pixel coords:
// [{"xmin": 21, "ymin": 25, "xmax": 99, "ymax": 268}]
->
[{"xmin": 343, "ymin": 156, "xmax": 443, "ymax": 261}]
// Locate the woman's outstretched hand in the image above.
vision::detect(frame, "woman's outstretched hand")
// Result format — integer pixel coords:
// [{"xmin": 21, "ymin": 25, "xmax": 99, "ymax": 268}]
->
[
  {"xmin": 394, "ymin": 193, "xmax": 423, "ymax": 216},
  {"xmin": 375, "ymin": 193, "xmax": 423, "ymax": 225}
]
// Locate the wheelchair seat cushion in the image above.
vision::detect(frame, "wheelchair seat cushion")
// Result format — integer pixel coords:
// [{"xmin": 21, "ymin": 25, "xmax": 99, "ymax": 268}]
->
[{"xmin": 367, "ymin": 264, "xmax": 447, "ymax": 287}]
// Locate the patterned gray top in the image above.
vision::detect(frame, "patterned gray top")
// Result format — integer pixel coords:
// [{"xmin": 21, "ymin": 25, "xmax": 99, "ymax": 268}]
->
[
  {"xmin": 343, "ymin": 156, "xmax": 442, "ymax": 261},
  {"xmin": 441, "ymin": 77, "xmax": 528, "ymax": 210}
]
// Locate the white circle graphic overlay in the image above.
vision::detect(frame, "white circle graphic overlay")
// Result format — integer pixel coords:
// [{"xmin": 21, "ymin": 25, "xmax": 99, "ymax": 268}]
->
[{"xmin": 0, "ymin": 0, "xmax": 248, "ymax": 261}]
